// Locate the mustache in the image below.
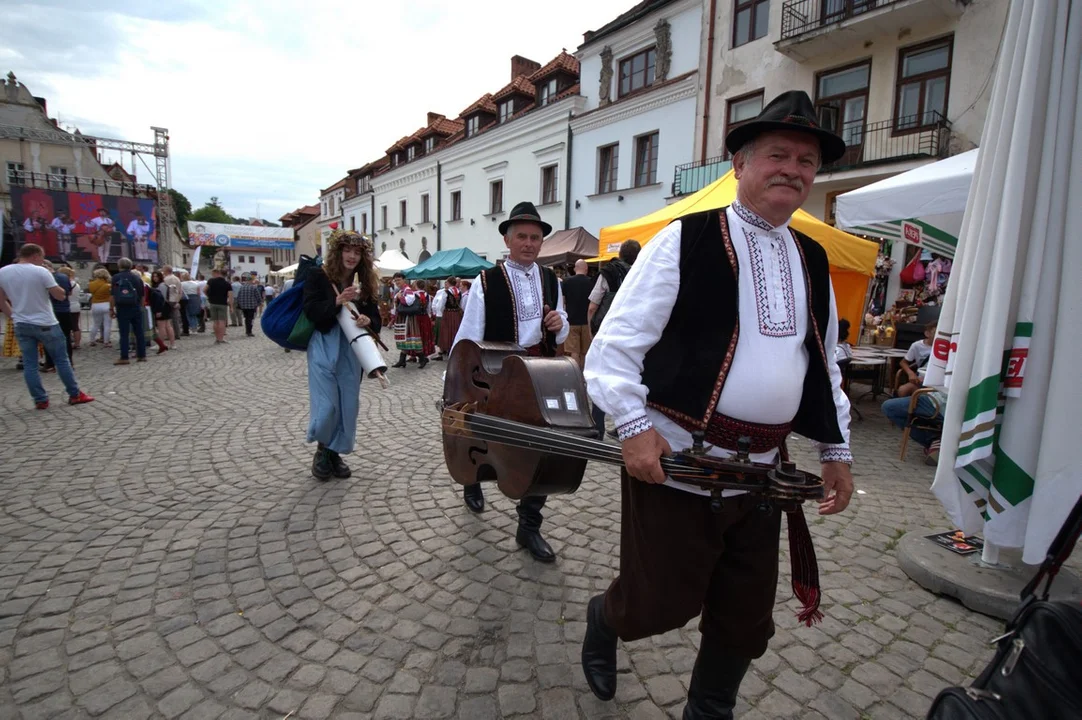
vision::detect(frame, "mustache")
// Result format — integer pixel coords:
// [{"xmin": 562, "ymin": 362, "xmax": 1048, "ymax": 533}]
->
[{"xmin": 767, "ymin": 176, "xmax": 804, "ymax": 191}]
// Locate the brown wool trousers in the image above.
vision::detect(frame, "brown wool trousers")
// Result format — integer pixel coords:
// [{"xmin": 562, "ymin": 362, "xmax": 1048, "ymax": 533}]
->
[{"xmin": 603, "ymin": 471, "xmax": 782, "ymax": 659}]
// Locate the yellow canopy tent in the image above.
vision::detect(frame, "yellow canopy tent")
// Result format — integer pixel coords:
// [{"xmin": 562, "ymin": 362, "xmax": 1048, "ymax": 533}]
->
[{"xmin": 598, "ymin": 170, "xmax": 879, "ymax": 326}]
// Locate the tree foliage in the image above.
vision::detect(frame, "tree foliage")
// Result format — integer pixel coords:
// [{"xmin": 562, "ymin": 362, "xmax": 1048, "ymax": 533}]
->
[{"xmin": 167, "ymin": 189, "xmax": 192, "ymax": 230}]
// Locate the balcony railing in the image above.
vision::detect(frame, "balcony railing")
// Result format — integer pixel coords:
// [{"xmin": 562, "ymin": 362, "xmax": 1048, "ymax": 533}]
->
[
  {"xmin": 672, "ymin": 156, "xmax": 732, "ymax": 197},
  {"xmin": 5, "ymin": 170, "xmax": 158, "ymax": 197},
  {"xmin": 822, "ymin": 112, "xmax": 951, "ymax": 173},
  {"xmin": 781, "ymin": 0, "xmax": 905, "ymax": 41}
]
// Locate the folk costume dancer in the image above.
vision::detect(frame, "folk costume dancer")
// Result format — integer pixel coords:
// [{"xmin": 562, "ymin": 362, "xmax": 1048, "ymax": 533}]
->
[
  {"xmin": 391, "ymin": 280, "xmax": 432, "ymax": 368},
  {"xmin": 580, "ymin": 91, "xmax": 855, "ymax": 718},
  {"xmin": 303, "ymin": 230, "xmax": 381, "ymax": 481},
  {"xmin": 451, "ymin": 201, "xmax": 569, "ymax": 563},
  {"xmin": 437, "ymin": 277, "xmax": 463, "ymax": 359}
]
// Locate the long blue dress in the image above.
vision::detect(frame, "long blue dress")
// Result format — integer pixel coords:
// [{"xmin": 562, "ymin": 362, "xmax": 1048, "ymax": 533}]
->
[{"xmin": 306, "ymin": 324, "xmax": 362, "ymax": 455}]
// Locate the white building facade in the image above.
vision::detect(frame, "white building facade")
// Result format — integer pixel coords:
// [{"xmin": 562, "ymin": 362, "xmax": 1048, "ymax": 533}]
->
[
  {"xmin": 436, "ymin": 95, "xmax": 584, "ymax": 261},
  {"xmin": 370, "ymin": 157, "xmax": 440, "ymax": 264},
  {"xmin": 569, "ymin": 0, "xmax": 703, "ymax": 244},
  {"xmin": 317, "ymin": 177, "xmax": 347, "ymax": 251}
]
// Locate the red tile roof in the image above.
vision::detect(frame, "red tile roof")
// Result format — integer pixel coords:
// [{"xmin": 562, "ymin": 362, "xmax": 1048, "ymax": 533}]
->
[
  {"xmin": 320, "ymin": 177, "xmax": 349, "ymax": 195},
  {"xmin": 460, "ymin": 93, "xmax": 497, "ymax": 118},
  {"xmin": 420, "ymin": 117, "xmax": 464, "ymax": 137},
  {"xmin": 493, "ymin": 75, "xmax": 537, "ymax": 102},
  {"xmin": 528, "ymin": 51, "xmax": 580, "ymax": 82}
]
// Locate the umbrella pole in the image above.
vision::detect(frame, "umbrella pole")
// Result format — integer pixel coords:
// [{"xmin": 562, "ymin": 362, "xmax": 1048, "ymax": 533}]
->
[{"xmin": 981, "ymin": 541, "xmax": 1000, "ymax": 566}]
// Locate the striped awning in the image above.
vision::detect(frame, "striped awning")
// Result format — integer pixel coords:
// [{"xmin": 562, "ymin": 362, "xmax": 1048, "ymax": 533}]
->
[{"xmin": 850, "ymin": 218, "xmax": 958, "ymax": 258}]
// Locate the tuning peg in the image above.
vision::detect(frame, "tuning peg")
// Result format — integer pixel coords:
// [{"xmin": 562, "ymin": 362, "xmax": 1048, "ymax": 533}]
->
[
  {"xmin": 736, "ymin": 436, "xmax": 752, "ymax": 460},
  {"xmin": 691, "ymin": 431, "xmax": 705, "ymax": 454}
]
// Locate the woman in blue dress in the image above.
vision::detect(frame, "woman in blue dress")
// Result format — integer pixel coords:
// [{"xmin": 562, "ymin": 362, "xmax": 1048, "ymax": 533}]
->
[{"xmin": 303, "ymin": 231, "xmax": 381, "ymax": 480}]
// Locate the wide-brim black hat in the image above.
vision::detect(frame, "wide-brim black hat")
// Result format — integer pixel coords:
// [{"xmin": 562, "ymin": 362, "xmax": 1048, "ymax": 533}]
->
[
  {"xmin": 725, "ymin": 90, "xmax": 847, "ymax": 165},
  {"xmin": 498, "ymin": 201, "xmax": 552, "ymax": 237}
]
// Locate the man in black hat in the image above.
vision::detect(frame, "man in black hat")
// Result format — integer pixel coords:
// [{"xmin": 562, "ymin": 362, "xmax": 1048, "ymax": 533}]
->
[
  {"xmin": 449, "ymin": 201, "xmax": 569, "ymax": 562},
  {"xmin": 581, "ymin": 91, "xmax": 855, "ymax": 717}
]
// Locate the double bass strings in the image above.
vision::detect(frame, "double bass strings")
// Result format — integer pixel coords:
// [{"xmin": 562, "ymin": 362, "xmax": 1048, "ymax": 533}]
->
[{"xmin": 441, "ymin": 409, "xmax": 713, "ymax": 478}]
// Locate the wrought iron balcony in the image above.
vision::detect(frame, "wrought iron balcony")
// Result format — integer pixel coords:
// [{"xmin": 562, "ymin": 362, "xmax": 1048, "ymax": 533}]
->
[
  {"xmin": 777, "ymin": 0, "xmax": 963, "ymax": 59},
  {"xmin": 822, "ymin": 112, "xmax": 951, "ymax": 173},
  {"xmin": 672, "ymin": 156, "xmax": 732, "ymax": 197}
]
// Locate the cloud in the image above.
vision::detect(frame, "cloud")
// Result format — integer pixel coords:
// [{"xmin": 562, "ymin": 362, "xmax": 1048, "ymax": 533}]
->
[{"xmin": 3, "ymin": 0, "xmax": 638, "ymax": 220}]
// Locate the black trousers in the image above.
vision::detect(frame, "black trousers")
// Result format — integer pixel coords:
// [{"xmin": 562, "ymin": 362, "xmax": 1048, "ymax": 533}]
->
[
  {"xmin": 602, "ymin": 471, "xmax": 781, "ymax": 658},
  {"xmin": 517, "ymin": 495, "xmax": 546, "ymax": 531},
  {"xmin": 43, "ymin": 313, "xmax": 74, "ymax": 368},
  {"xmin": 179, "ymin": 297, "xmax": 190, "ymax": 334},
  {"xmin": 242, "ymin": 308, "xmax": 256, "ymax": 335}
]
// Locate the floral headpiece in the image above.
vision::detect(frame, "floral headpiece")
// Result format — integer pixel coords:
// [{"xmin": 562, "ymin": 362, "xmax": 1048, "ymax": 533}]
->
[{"xmin": 327, "ymin": 228, "xmax": 373, "ymax": 253}]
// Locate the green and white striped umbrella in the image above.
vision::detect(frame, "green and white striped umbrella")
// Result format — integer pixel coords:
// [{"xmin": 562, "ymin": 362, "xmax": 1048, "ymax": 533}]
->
[{"xmin": 925, "ymin": 0, "xmax": 1081, "ymax": 564}]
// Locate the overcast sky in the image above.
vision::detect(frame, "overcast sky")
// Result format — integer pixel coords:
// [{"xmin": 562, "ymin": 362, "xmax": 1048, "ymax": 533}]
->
[{"xmin": 1, "ymin": 0, "xmax": 638, "ymax": 221}]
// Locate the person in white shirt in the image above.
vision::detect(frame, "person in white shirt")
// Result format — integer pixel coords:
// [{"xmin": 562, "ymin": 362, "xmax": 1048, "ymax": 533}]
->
[
  {"xmin": 448, "ymin": 201, "xmax": 569, "ymax": 564},
  {"xmin": 87, "ymin": 208, "xmax": 116, "ymax": 263},
  {"xmin": 579, "ymin": 91, "xmax": 855, "ymax": 715},
  {"xmin": 896, "ymin": 321, "xmax": 937, "ymax": 397},
  {"xmin": 0, "ymin": 243, "xmax": 94, "ymax": 409},
  {"xmin": 126, "ymin": 211, "xmax": 151, "ymax": 260},
  {"xmin": 50, "ymin": 214, "xmax": 76, "ymax": 259}
]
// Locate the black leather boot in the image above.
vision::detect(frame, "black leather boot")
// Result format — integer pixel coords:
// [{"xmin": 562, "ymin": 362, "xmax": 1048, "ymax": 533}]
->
[
  {"xmin": 326, "ymin": 449, "xmax": 351, "ymax": 479},
  {"xmin": 463, "ymin": 484, "xmax": 485, "ymax": 513},
  {"xmin": 311, "ymin": 444, "xmax": 332, "ymax": 480},
  {"xmin": 515, "ymin": 496, "xmax": 554, "ymax": 562},
  {"xmin": 682, "ymin": 643, "xmax": 752, "ymax": 720},
  {"xmin": 392, "ymin": 352, "xmax": 407, "ymax": 368},
  {"xmin": 581, "ymin": 594, "xmax": 618, "ymax": 700},
  {"xmin": 418, "ymin": 355, "xmax": 428, "ymax": 369}
]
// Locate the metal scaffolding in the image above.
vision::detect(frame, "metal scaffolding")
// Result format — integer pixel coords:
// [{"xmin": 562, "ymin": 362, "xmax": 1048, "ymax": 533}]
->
[{"xmin": 0, "ymin": 122, "xmax": 175, "ymax": 264}]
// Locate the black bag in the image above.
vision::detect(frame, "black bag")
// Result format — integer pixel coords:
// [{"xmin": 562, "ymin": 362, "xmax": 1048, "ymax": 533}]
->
[
  {"xmin": 590, "ymin": 260, "xmax": 630, "ymax": 334},
  {"xmin": 395, "ymin": 293, "xmax": 425, "ymax": 316},
  {"xmin": 926, "ymin": 496, "xmax": 1082, "ymax": 719}
]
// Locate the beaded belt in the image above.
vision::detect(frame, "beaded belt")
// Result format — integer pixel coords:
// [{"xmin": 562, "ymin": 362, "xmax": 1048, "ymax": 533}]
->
[{"xmin": 703, "ymin": 413, "xmax": 791, "ymax": 454}]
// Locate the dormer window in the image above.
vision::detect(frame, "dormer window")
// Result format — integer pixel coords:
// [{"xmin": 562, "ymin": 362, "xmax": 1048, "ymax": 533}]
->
[
  {"xmin": 407, "ymin": 145, "xmax": 416, "ymax": 161},
  {"xmin": 499, "ymin": 100, "xmax": 515, "ymax": 124},
  {"xmin": 425, "ymin": 137, "xmax": 437, "ymax": 152},
  {"xmin": 391, "ymin": 153, "xmax": 400, "ymax": 167},
  {"xmin": 538, "ymin": 78, "xmax": 558, "ymax": 106},
  {"xmin": 466, "ymin": 116, "xmax": 481, "ymax": 137}
]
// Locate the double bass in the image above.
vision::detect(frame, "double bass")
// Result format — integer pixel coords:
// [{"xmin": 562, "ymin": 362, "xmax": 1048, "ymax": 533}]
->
[{"xmin": 441, "ymin": 340, "xmax": 825, "ymax": 510}]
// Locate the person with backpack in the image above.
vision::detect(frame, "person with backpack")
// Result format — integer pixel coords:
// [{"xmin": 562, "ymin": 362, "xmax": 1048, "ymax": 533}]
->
[
  {"xmin": 302, "ymin": 231, "xmax": 381, "ymax": 480},
  {"xmin": 148, "ymin": 271, "xmax": 174, "ymax": 355},
  {"xmin": 586, "ymin": 239, "xmax": 641, "ymax": 438},
  {"xmin": 110, "ymin": 258, "xmax": 147, "ymax": 365}
]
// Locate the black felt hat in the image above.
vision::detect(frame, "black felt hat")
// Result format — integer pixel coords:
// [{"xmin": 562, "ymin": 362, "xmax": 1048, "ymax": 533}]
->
[
  {"xmin": 498, "ymin": 201, "xmax": 551, "ymax": 237},
  {"xmin": 725, "ymin": 90, "xmax": 847, "ymax": 165}
]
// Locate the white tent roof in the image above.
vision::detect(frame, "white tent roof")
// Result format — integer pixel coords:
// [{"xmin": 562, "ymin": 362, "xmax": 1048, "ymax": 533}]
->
[
  {"xmin": 374, "ymin": 249, "xmax": 415, "ymax": 274},
  {"xmin": 836, "ymin": 149, "xmax": 978, "ymax": 229},
  {"xmin": 269, "ymin": 262, "xmax": 299, "ymax": 278}
]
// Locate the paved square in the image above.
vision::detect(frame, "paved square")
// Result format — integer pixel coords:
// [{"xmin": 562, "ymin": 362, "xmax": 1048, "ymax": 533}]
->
[{"xmin": 0, "ymin": 329, "xmax": 1012, "ymax": 718}]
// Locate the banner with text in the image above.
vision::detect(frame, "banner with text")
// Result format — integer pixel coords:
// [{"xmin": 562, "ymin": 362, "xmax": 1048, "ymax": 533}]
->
[{"xmin": 187, "ymin": 221, "xmax": 293, "ymax": 249}]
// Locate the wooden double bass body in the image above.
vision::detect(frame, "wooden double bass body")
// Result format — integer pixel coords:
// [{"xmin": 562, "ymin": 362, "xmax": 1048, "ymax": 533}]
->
[{"xmin": 442, "ymin": 340, "xmax": 597, "ymax": 499}]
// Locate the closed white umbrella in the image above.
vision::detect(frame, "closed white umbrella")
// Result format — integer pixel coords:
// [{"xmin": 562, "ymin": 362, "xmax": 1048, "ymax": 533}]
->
[{"xmin": 925, "ymin": 0, "xmax": 1082, "ymax": 564}]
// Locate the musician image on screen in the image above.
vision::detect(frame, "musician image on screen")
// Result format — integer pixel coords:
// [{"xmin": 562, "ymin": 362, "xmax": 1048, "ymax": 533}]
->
[
  {"xmin": 126, "ymin": 211, "xmax": 151, "ymax": 259},
  {"xmin": 50, "ymin": 213, "xmax": 76, "ymax": 259},
  {"xmin": 87, "ymin": 207, "xmax": 115, "ymax": 263},
  {"xmin": 579, "ymin": 91, "xmax": 856, "ymax": 715},
  {"xmin": 302, "ymin": 230, "xmax": 381, "ymax": 481},
  {"xmin": 446, "ymin": 201, "xmax": 569, "ymax": 563}
]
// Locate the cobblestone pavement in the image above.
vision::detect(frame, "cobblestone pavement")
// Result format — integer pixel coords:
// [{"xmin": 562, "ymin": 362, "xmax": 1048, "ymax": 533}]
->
[{"xmin": 0, "ymin": 325, "xmax": 1020, "ymax": 719}]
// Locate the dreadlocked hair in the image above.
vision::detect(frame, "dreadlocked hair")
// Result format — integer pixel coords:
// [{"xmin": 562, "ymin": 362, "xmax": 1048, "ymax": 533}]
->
[{"xmin": 323, "ymin": 231, "xmax": 379, "ymax": 302}]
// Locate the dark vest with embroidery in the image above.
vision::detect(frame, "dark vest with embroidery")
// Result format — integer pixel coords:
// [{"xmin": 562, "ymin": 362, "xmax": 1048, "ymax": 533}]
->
[
  {"xmin": 481, "ymin": 262, "xmax": 560, "ymax": 357},
  {"xmin": 639, "ymin": 207, "xmax": 843, "ymax": 444}
]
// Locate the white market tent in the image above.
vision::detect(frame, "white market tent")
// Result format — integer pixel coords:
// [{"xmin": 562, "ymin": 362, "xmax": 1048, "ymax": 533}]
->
[
  {"xmin": 268, "ymin": 262, "xmax": 299, "ymax": 279},
  {"xmin": 836, "ymin": 148, "xmax": 979, "ymax": 258},
  {"xmin": 374, "ymin": 248, "xmax": 415, "ymax": 277}
]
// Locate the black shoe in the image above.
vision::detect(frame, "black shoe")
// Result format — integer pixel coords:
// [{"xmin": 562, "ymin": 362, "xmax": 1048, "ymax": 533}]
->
[
  {"xmin": 433, "ymin": 354, "xmax": 444, "ymax": 361},
  {"xmin": 311, "ymin": 446, "xmax": 332, "ymax": 480},
  {"xmin": 581, "ymin": 595, "xmax": 618, "ymax": 701},
  {"xmin": 463, "ymin": 484, "xmax": 485, "ymax": 513},
  {"xmin": 418, "ymin": 355, "xmax": 428, "ymax": 369},
  {"xmin": 327, "ymin": 450, "xmax": 351, "ymax": 479},
  {"xmin": 392, "ymin": 352, "xmax": 407, "ymax": 369},
  {"xmin": 682, "ymin": 644, "xmax": 752, "ymax": 720},
  {"xmin": 515, "ymin": 526, "xmax": 556, "ymax": 563}
]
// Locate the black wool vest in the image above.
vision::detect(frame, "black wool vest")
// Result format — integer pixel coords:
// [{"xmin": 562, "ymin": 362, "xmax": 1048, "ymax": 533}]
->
[
  {"xmin": 481, "ymin": 262, "xmax": 560, "ymax": 357},
  {"xmin": 639, "ymin": 207, "xmax": 843, "ymax": 445}
]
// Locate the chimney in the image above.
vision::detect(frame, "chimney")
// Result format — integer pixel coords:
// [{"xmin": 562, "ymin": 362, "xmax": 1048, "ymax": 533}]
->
[
  {"xmin": 426, "ymin": 112, "xmax": 445, "ymax": 125},
  {"xmin": 510, "ymin": 55, "xmax": 541, "ymax": 80},
  {"xmin": 33, "ymin": 96, "xmax": 47, "ymax": 115}
]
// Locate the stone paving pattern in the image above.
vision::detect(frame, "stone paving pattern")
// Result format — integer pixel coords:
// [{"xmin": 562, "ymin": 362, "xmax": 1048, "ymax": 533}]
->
[{"xmin": 0, "ymin": 326, "xmax": 1044, "ymax": 718}]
